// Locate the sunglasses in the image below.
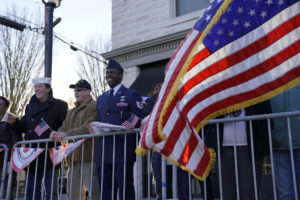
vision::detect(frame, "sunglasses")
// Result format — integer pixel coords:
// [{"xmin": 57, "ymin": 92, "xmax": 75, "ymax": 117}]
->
[{"xmin": 74, "ymin": 88, "xmax": 87, "ymax": 92}]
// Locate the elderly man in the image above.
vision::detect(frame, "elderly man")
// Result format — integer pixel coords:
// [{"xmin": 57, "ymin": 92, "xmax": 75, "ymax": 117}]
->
[
  {"xmin": 7, "ymin": 77, "xmax": 68, "ymax": 200},
  {"xmin": 96, "ymin": 60, "xmax": 144, "ymax": 200},
  {"xmin": 50, "ymin": 79, "xmax": 99, "ymax": 200}
]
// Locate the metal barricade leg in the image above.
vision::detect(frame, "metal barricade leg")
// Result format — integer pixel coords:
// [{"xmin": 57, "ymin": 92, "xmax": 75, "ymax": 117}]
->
[
  {"xmin": 287, "ymin": 117, "xmax": 299, "ymax": 200},
  {"xmin": 172, "ymin": 165, "xmax": 177, "ymax": 199},
  {"xmin": 112, "ymin": 135, "xmax": 115, "ymax": 200},
  {"xmin": 67, "ymin": 142, "xmax": 75, "ymax": 200},
  {"xmin": 26, "ymin": 170, "xmax": 44, "ymax": 200},
  {"xmin": 267, "ymin": 118, "xmax": 277, "ymax": 200},
  {"xmin": 44, "ymin": 168, "xmax": 58, "ymax": 200},
  {"xmin": 147, "ymin": 151, "xmax": 151, "ymax": 200},
  {"xmin": 161, "ymin": 157, "xmax": 167, "ymax": 200},
  {"xmin": 58, "ymin": 161, "xmax": 65, "ymax": 200},
  {"xmin": 88, "ymin": 137, "xmax": 95, "ymax": 200},
  {"xmin": 0, "ymin": 147, "xmax": 9, "ymax": 199},
  {"xmin": 152, "ymin": 152, "xmax": 162, "ymax": 200},
  {"xmin": 6, "ymin": 161, "xmax": 13, "ymax": 200},
  {"xmin": 79, "ymin": 143, "xmax": 85, "ymax": 200},
  {"xmin": 99, "ymin": 136, "xmax": 105, "ymax": 200}
]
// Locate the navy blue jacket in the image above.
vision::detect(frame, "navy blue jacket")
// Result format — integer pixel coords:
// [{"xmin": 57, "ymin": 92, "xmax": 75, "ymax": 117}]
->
[{"xmin": 96, "ymin": 85, "xmax": 143, "ymax": 165}]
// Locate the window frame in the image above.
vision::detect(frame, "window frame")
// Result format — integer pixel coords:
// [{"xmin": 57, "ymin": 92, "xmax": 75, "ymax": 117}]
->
[{"xmin": 169, "ymin": 0, "xmax": 212, "ymax": 18}]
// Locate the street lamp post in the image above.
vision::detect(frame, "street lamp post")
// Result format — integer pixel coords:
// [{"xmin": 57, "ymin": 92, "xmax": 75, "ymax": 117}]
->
[{"xmin": 42, "ymin": 0, "xmax": 61, "ymax": 78}]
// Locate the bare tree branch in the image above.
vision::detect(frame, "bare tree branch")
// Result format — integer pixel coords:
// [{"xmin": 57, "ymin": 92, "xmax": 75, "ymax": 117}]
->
[
  {"xmin": 76, "ymin": 36, "xmax": 111, "ymax": 99},
  {"xmin": 0, "ymin": 6, "xmax": 44, "ymax": 116}
]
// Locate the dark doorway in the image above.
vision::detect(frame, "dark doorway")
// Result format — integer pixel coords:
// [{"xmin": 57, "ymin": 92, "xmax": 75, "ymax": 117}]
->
[{"xmin": 130, "ymin": 60, "xmax": 168, "ymax": 97}]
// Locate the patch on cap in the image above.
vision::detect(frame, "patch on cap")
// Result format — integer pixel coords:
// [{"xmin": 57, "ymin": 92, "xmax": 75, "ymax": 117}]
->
[{"xmin": 69, "ymin": 79, "xmax": 91, "ymax": 90}]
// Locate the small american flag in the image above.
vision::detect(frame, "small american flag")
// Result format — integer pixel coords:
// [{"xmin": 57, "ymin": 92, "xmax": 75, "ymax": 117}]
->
[
  {"xmin": 121, "ymin": 114, "xmax": 139, "ymax": 130},
  {"xmin": 34, "ymin": 121, "xmax": 50, "ymax": 136}
]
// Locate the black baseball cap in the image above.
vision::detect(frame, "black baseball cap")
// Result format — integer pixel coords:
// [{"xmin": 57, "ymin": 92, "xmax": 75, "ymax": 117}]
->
[{"xmin": 69, "ymin": 79, "xmax": 91, "ymax": 90}]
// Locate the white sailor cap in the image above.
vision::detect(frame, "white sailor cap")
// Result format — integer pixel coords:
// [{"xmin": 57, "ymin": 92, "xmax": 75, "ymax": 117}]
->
[{"xmin": 32, "ymin": 77, "xmax": 51, "ymax": 85}]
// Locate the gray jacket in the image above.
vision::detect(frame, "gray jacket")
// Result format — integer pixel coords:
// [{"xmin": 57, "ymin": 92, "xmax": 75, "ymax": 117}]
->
[{"xmin": 271, "ymin": 85, "xmax": 300, "ymax": 150}]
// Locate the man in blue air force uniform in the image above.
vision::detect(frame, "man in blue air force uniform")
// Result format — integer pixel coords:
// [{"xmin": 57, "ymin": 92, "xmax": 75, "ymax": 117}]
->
[{"xmin": 96, "ymin": 59, "xmax": 144, "ymax": 200}]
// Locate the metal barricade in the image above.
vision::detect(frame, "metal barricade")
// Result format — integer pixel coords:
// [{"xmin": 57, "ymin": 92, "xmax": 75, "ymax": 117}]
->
[
  {"xmin": 140, "ymin": 111, "xmax": 300, "ymax": 200},
  {"xmin": 6, "ymin": 130, "xmax": 141, "ymax": 200},
  {"xmin": 4, "ymin": 110, "xmax": 300, "ymax": 200},
  {"xmin": 0, "ymin": 144, "xmax": 9, "ymax": 199},
  {"xmin": 7, "ymin": 139, "xmax": 59, "ymax": 200}
]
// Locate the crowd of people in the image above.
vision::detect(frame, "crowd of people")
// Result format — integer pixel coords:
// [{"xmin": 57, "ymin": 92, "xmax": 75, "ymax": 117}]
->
[{"xmin": 0, "ymin": 59, "xmax": 299, "ymax": 200}]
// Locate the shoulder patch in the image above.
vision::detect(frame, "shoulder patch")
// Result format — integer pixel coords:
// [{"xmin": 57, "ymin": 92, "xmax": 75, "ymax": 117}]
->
[{"xmin": 136, "ymin": 101, "xmax": 144, "ymax": 109}]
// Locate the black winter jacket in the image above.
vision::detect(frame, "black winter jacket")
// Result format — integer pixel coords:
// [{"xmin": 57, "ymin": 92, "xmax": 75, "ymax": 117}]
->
[
  {"xmin": 13, "ymin": 94, "xmax": 67, "ymax": 171},
  {"xmin": 15, "ymin": 94, "xmax": 67, "ymax": 142},
  {"xmin": 0, "ymin": 121, "xmax": 21, "ymax": 148}
]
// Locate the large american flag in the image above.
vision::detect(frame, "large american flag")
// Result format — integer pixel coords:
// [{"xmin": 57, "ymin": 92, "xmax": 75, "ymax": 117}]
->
[{"xmin": 137, "ymin": 0, "xmax": 299, "ymax": 180}]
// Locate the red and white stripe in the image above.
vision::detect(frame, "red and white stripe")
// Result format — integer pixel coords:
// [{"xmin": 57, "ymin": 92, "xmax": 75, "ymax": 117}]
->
[
  {"xmin": 121, "ymin": 115, "xmax": 139, "ymax": 130},
  {"xmin": 49, "ymin": 139, "xmax": 85, "ymax": 166},
  {"xmin": 179, "ymin": 5, "xmax": 300, "ymax": 128},
  {"xmin": 141, "ymin": 30, "xmax": 202, "ymax": 148},
  {"xmin": 139, "ymin": 28, "xmax": 211, "ymax": 177},
  {"xmin": 11, "ymin": 148, "xmax": 45, "ymax": 173}
]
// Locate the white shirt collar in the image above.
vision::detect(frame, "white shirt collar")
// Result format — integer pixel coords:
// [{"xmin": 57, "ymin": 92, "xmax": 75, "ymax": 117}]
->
[{"xmin": 111, "ymin": 83, "xmax": 122, "ymax": 96}]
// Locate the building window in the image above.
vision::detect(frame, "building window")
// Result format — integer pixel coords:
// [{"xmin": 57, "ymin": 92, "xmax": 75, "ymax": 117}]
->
[{"xmin": 175, "ymin": 0, "xmax": 210, "ymax": 17}]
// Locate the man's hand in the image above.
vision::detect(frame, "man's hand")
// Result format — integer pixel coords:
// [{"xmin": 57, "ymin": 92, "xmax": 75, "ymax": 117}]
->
[
  {"xmin": 50, "ymin": 131, "xmax": 66, "ymax": 142},
  {"xmin": 50, "ymin": 131, "xmax": 57, "ymax": 140},
  {"xmin": 5, "ymin": 113, "xmax": 16, "ymax": 125}
]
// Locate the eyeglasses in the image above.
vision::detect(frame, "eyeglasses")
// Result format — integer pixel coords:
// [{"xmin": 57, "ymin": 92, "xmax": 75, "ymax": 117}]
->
[{"xmin": 74, "ymin": 88, "xmax": 87, "ymax": 92}]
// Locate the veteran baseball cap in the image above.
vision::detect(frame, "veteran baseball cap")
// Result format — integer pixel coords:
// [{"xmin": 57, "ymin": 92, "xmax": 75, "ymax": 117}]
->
[{"xmin": 69, "ymin": 79, "xmax": 91, "ymax": 90}]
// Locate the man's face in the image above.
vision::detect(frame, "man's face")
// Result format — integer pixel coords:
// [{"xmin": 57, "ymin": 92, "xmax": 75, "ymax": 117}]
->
[
  {"xmin": 34, "ymin": 83, "xmax": 50, "ymax": 102},
  {"xmin": 105, "ymin": 68, "xmax": 123, "ymax": 88},
  {"xmin": 74, "ymin": 87, "xmax": 90, "ymax": 105},
  {"xmin": 0, "ymin": 99, "xmax": 8, "ymax": 114}
]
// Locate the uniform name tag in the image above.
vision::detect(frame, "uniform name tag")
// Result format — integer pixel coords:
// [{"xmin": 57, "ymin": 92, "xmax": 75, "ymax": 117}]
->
[{"xmin": 117, "ymin": 102, "xmax": 128, "ymax": 107}]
